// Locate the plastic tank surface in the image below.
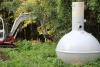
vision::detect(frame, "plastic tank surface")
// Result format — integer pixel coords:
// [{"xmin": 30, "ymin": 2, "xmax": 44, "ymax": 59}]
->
[{"xmin": 56, "ymin": 2, "xmax": 100, "ymax": 64}]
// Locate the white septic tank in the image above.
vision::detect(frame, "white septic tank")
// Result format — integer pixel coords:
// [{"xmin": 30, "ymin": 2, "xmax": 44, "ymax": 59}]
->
[{"xmin": 56, "ymin": 2, "xmax": 100, "ymax": 64}]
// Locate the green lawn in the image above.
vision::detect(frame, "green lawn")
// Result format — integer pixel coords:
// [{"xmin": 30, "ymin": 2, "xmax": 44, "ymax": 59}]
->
[{"xmin": 0, "ymin": 40, "xmax": 100, "ymax": 67}]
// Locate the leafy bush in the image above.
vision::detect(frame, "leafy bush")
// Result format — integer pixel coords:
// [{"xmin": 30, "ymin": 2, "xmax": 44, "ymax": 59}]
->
[{"xmin": 16, "ymin": 40, "xmax": 33, "ymax": 51}]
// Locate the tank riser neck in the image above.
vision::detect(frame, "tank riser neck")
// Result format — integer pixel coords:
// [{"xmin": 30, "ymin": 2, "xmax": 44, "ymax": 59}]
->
[{"xmin": 72, "ymin": 2, "xmax": 84, "ymax": 31}]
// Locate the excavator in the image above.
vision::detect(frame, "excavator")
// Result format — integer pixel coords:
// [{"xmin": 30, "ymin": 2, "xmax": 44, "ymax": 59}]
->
[{"xmin": 0, "ymin": 13, "xmax": 35, "ymax": 47}]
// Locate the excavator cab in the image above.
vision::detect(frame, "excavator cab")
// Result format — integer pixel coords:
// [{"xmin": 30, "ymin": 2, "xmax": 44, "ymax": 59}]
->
[{"xmin": 0, "ymin": 17, "xmax": 5, "ymax": 42}]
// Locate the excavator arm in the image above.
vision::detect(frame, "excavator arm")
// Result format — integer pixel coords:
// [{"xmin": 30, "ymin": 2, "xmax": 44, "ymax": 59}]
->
[
  {"xmin": 3, "ymin": 13, "xmax": 36, "ymax": 46},
  {"xmin": 9, "ymin": 13, "xmax": 30, "ymax": 37}
]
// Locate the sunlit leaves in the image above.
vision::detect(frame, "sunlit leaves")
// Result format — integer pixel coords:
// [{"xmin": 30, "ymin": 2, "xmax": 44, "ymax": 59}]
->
[{"xmin": 87, "ymin": 0, "xmax": 98, "ymax": 10}]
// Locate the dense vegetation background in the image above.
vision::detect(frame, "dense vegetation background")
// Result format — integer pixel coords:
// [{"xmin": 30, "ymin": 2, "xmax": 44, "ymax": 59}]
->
[
  {"xmin": 0, "ymin": 0, "xmax": 100, "ymax": 42},
  {"xmin": 0, "ymin": 0, "xmax": 100, "ymax": 67}
]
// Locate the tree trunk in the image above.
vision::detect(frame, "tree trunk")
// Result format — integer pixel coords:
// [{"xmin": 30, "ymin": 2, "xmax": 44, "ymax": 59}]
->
[{"xmin": 40, "ymin": 18, "xmax": 48, "ymax": 42}]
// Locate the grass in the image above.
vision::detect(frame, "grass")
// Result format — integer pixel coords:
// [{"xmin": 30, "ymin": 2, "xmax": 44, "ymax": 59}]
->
[{"xmin": 0, "ymin": 40, "xmax": 99, "ymax": 67}]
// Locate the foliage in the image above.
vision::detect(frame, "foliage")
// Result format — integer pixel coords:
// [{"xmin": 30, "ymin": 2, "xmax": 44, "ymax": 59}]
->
[
  {"xmin": 0, "ymin": 0, "xmax": 100, "ymax": 41},
  {"xmin": 55, "ymin": 0, "xmax": 71, "ymax": 39},
  {"xmin": 84, "ymin": 0, "xmax": 100, "ymax": 41}
]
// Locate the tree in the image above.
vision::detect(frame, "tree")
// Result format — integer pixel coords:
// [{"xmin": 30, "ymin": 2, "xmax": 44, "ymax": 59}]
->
[
  {"xmin": 0, "ymin": 0, "xmax": 21, "ymax": 32},
  {"xmin": 0, "ymin": 0, "xmax": 100, "ymax": 42}
]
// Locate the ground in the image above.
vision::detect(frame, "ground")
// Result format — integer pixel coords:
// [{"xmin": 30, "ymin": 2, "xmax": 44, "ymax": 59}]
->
[{"xmin": 0, "ymin": 40, "xmax": 99, "ymax": 67}]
